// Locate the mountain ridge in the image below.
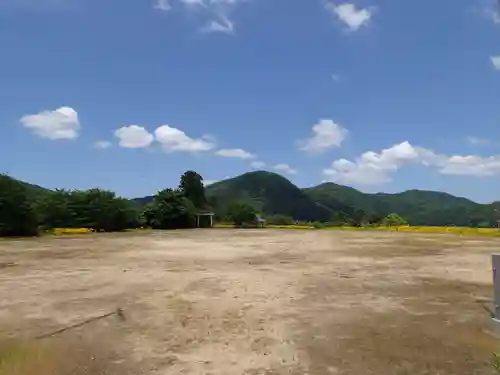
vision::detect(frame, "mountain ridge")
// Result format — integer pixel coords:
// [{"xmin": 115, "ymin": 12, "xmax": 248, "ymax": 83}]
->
[
  {"xmin": 5, "ymin": 171, "xmax": 500, "ymax": 226},
  {"xmin": 205, "ymin": 171, "xmax": 499, "ymax": 226}
]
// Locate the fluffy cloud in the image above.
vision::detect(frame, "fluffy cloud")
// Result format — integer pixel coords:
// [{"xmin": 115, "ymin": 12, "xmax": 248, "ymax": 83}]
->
[
  {"xmin": 114, "ymin": 125, "xmax": 154, "ymax": 149},
  {"xmin": 326, "ymin": 2, "xmax": 373, "ymax": 31},
  {"xmin": 20, "ymin": 106, "xmax": 80, "ymax": 140},
  {"xmin": 113, "ymin": 123, "xmax": 214, "ymax": 152},
  {"xmin": 215, "ymin": 148, "xmax": 255, "ymax": 159},
  {"xmin": 323, "ymin": 141, "xmax": 500, "ymax": 185},
  {"xmin": 153, "ymin": 0, "xmax": 171, "ymax": 11},
  {"xmin": 492, "ymin": 56, "xmax": 500, "ymax": 70},
  {"xmin": 154, "ymin": 125, "xmax": 215, "ymax": 152},
  {"xmin": 94, "ymin": 140, "xmax": 112, "ymax": 149},
  {"xmin": 250, "ymin": 161, "xmax": 266, "ymax": 169},
  {"xmin": 299, "ymin": 119, "xmax": 348, "ymax": 153},
  {"xmin": 323, "ymin": 141, "xmax": 424, "ymax": 185},
  {"xmin": 273, "ymin": 164, "xmax": 298, "ymax": 175}
]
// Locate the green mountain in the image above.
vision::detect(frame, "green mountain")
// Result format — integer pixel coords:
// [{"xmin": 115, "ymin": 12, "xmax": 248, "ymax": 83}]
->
[
  {"xmin": 132, "ymin": 171, "xmax": 499, "ymax": 226},
  {"xmin": 204, "ymin": 172, "xmax": 500, "ymax": 226},
  {"xmin": 304, "ymin": 182, "xmax": 499, "ymax": 227},
  {"xmin": 205, "ymin": 171, "xmax": 338, "ymax": 221},
  {"xmin": 0, "ymin": 174, "xmax": 50, "ymax": 201},
  {"xmin": 8, "ymin": 170, "xmax": 498, "ymax": 227}
]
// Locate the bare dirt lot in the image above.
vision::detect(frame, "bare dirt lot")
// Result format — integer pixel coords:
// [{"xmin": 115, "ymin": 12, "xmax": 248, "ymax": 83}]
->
[{"xmin": 1, "ymin": 229, "xmax": 499, "ymax": 375}]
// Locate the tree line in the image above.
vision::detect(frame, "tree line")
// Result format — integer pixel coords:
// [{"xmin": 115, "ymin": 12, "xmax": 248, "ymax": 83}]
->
[
  {"xmin": 0, "ymin": 170, "xmax": 409, "ymax": 238},
  {"xmin": 263, "ymin": 211, "xmax": 407, "ymax": 227},
  {"xmin": 0, "ymin": 171, "xmax": 216, "ymax": 237}
]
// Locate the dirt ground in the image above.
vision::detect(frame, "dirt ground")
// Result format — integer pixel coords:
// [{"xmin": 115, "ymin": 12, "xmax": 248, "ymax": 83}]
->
[{"xmin": 1, "ymin": 229, "xmax": 499, "ymax": 375}]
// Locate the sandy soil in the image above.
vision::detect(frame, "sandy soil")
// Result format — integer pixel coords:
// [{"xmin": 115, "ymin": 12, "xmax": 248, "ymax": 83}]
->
[{"xmin": 0, "ymin": 229, "xmax": 499, "ymax": 375}]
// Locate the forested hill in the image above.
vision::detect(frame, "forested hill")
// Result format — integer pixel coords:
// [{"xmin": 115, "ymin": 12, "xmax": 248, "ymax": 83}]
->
[
  {"xmin": 304, "ymin": 182, "xmax": 500, "ymax": 227},
  {"xmin": 205, "ymin": 171, "xmax": 339, "ymax": 221},
  {"xmin": 7, "ymin": 178, "xmax": 49, "ymax": 200},
  {"xmin": 203, "ymin": 172, "xmax": 499, "ymax": 227},
  {"xmin": 133, "ymin": 171, "xmax": 341, "ymax": 221},
  {"xmin": 6, "ymin": 171, "xmax": 500, "ymax": 227}
]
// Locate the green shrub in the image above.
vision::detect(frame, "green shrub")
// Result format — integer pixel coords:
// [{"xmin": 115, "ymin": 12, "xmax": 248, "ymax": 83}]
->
[
  {"xmin": 266, "ymin": 214, "xmax": 294, "ymax": 225},
  {"xmin": 226, "ymin": 201, "xmax": 257, "ymax": 227},
  {"xmin": 312, "ymin": 221, "xmax": 326, "ymax": 229}
]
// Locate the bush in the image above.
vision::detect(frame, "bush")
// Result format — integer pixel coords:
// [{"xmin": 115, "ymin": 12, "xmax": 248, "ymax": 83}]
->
[
  {"xmin": 36, "ymin": 189, "xmax": 139, "ymax": 232},
  {"xmin": 312, "ymin": 221, "xmax": 326, "ymax": 229},
  {"xmin": 382, "ymin": 213, "xmax": 408, "ymax": 227},
  {"xmin": 226, "ymin": 202, "xmax": 257, "ymax": 227},
  {"xmin": 266, "ymin": 214, "xmax": 294, "ymax": 226}
]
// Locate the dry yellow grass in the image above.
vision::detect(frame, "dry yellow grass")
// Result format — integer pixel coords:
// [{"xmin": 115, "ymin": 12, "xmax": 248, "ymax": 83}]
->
[
  {"xmin": 366, "ymin": 225, "xmax": 500, "ymax": 236},
  {"xmin": 51, "ymin": 228, "xmax": 94, "ymax": 236},
  {"xmin": 215, "ymin": 223, "xmax": 500, "ymax": 237},
  {"xmin": 0, "ymin": 336, "xmax": 126, "ymax": 375}
]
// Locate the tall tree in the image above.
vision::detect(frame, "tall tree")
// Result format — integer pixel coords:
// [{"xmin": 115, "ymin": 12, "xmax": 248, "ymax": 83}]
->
[
  {"xmin": 179, "ymin": 171, "xmax": 207, "ymax": 210},
  {"xmin": 382, "ymin": 213, "xmax": 408, "ymax": 227},
  {"xmin": 226, "ymin": 201, "xmax": 256, "ymax": 227},
  {"xmin": 143, "ymin": 189, "xmax": 196, "ymax": 229},
  {"xmin": 0, "ymin": 174, "xmax": 39, "ymax": 237}
]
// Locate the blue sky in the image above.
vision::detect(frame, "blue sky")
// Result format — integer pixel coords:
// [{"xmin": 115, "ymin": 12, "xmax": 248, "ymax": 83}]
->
[{"xmin": 1, "ymin": 0, "xmax": 500, "ymax": 202}]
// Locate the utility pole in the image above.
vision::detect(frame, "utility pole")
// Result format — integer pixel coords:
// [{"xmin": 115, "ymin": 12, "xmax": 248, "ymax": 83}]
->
[{"xmin": 491, "ymin": 255, "xmax": 500, "ymax": 336}]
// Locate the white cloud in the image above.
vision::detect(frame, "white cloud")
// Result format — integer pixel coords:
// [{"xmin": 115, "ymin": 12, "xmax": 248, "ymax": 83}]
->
[
  {"xmin": 20, "ymin": 106, "xmax": 80, "ymax": 140},
  {"xmin": 438, "ymin": 155, "xmax": 500, "ymax": 177},
  {"xmin": 326, "ymin": 2, "xmax": 373, "ymax": 31},
  {"xmin": 179, "ymin": 0, "xmax": 206, "ymax": 6},
  {"xmin": 114, "ymin": 125, "xmax": 154, "ymax": 149},
  {"xmin": 250, "ymin": 161, "xmax": 266, "ymax": 169},
  {"xmin": 210, "ymin": 0, "xmax": 239, "ymax": 4},
  {"xmin": 154, "ymin": 125, "xmax": 215, "ymax": 152},
  {"xmin": 323, "ymin": 141, "xmax": 425, "ymax": 185},
  {"xmin": 323, "ymin": 140, "xmax": 500, "ymax": 185},
  {"xmin": 153, "ymin": 0, "xmax": 171, "ymax": 11},
  {"xmin": 299, "ymin": 119, "xmax": 348, "ymax": 153},
  {"xmin": 273, "ymin": 164, "xmax": 298, "ymax": 175},
  {"xmin": 331, "ymin": 74, "xmax": 341, "ymax": 81},
  {"xmin": 94, "ymin": 140, "xmax": 112, "ymax": 149},
  {"xmin": 215, "ymin": 148, "xmax": 255, "ymax": 159},
  {"xmin": 467, "ymin": 136, "xmax": 490, "ymax": 145},
  {"xmin": 492, "ymin": 56, "xmax": 500, "ymax": 70},
  {"xmin": 202, "ymin": 18, "xmax": 234, "ymax": 33}
]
